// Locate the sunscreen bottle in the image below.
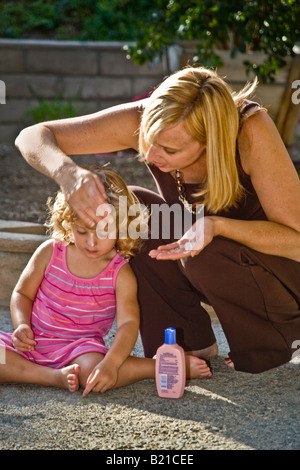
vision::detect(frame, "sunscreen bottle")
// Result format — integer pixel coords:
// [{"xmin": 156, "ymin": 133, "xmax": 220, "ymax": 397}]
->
[{"xmin": 155, "ymin": 327, "xmax": 186, "ymax": 398}]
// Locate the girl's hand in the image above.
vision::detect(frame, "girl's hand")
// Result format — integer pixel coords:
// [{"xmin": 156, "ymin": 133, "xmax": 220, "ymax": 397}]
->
[
  {"xmin": 11, "ymin": 324, "xmax": 36, "ymax": 352},
  {"xmin": 82, "ymin": 360, "xmax": 118, "ymax": 396},
  {"xmin": 149, "ymin": 216, "xmax": 217, "ymax": 260},
  {"xmin": 61, "ymin": 166, "xmax": 108, "ymax": 228}
]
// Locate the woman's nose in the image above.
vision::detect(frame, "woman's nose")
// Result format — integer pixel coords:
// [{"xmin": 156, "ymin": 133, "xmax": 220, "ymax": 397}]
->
[{"xmin": 146, "ymin": 144, "xmax": 158, "ymax": 163}]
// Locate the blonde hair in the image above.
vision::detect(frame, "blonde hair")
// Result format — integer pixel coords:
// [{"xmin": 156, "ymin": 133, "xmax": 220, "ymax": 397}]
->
[
  {"xmin": 45, "ymin": 166, "xmax": 148, "ymax": 259},
  {"xmin": 139, "ymin": 66, "xmax": 261, "ymax": 213}
]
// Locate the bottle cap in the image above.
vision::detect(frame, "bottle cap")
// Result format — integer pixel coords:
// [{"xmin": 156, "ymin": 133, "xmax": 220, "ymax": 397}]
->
[{"xmin": 164, "ymin": 327, "xmax": 176, "ymax": 344}]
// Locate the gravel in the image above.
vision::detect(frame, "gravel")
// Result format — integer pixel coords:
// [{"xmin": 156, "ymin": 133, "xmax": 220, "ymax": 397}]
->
[
  {"xmin": 0, "ymin": 142, "xmax": 300, "ymax": 451},
  {"xmin": 1, "ymin": 305, "xmax": 300, "ymax": 451}
]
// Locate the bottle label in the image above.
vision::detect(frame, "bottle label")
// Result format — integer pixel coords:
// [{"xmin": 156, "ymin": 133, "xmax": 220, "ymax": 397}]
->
[
  {"xmin": 158, "ymin": 352, "xmax": 179, "ymax": 390},
  {"xmin": 159, "ymin": 374, "xmax": 168, "ymax": 390}
]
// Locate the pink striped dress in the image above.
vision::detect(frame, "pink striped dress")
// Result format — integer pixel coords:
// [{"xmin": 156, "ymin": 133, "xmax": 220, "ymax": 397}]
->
[{"xmin": 0, "ymin": 241, "xmax": 128, "ymax": 368}]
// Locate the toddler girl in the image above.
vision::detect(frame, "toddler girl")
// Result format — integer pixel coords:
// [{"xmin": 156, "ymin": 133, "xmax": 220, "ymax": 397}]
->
[{"xmin": 0, "ymin": 167, "xmax": 211, "ymax": 396}]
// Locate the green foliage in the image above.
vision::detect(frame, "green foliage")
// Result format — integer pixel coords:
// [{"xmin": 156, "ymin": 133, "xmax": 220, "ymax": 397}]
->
[
  {"xmin": 0, "ymin": 0, "xmax": 155, "ymax": 41},
  {"xmin": 125, "ymin": 0, "xmax": 300, "ymax": 83},
  {"xmin": 24, "ymin": 93, "xmax": 81, "ymax": 124},
  {"xmin": 78, "ymin": 0, "xmax": 154, "ymax": 41},
  {"xmin": 1, "ymin": 0, "xmax": 299, "ymax": 82},
  {"xmin": 0, "ymin": 1, "xmax": 60, "ymax": 38}
]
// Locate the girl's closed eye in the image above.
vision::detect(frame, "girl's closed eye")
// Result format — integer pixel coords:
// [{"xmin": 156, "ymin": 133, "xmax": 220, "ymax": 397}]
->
[{"xmin": 75, "ymin": 226, "xmax": 87, "ymax": 235}]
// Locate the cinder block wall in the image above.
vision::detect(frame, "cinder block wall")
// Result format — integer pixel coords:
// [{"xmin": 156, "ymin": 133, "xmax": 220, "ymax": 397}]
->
[
  {"xmin": 0, "ymin": 39, "xmax": 299, "ymax": 147},
  {"xmin": 0, "ymin": 39, "xmax": 165, "ymax": 144}
]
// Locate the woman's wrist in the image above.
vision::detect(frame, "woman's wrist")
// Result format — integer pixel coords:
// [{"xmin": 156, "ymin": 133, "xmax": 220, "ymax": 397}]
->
[
  {"xmin": 53, "ymin": 157, "xmax": 78, "ymax": 188},
  {"xmin": 206, "ymin": 215, "xmax": 223, "ymax": 237}
]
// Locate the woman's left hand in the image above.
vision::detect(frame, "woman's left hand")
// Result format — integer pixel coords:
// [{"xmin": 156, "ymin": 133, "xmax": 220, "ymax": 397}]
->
[{"xmin": 149, "ymin": 216, "xmax": 216, "ymax": 260}]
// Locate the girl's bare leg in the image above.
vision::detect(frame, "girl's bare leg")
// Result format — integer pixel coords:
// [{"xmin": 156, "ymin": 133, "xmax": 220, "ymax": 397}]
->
[
  {"xmin": 113, "ymin": 354, "xmax": 212, "ymax": 389},
  {"xmin": 66, "ymin": 352, "xmax": 155, "ymax": 394},
  {"xmin": 0, "ymin": 348, "xmax": 79, "ymax": 390},
  {"xmin": 67, "ymin": 351, "xmax": 212, "ymax": 395},
  {"xmin": 67, "ymin": 352, "xmax": 105, "ymax": 392},
  {"xmin": 112, "ymin": 356, "xmax": 156, "ymax": 389},
  {"xmin": 0, "ymin": 347, "xmax": 212, "ymax": 394},
  {"xmin": 66, "ymin": 352, "xmax": 153, "ymax": 393}
]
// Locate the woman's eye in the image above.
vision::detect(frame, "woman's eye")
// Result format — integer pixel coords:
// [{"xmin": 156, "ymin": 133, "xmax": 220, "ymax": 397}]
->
[{"xmin": 76, "ymin": 229, "xmax": 86, "ymax": 235}]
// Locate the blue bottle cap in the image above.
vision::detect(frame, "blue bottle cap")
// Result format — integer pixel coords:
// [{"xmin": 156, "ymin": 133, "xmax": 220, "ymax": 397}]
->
[{"xmin": 165, "ymin": 327, "xmax": 176, "ymax": 344}]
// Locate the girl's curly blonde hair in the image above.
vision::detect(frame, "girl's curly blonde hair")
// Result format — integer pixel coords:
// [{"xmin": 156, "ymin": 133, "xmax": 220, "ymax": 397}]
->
[{"xmin": 45, "ymin": 166, "xmax": 148, "ymax": 259}]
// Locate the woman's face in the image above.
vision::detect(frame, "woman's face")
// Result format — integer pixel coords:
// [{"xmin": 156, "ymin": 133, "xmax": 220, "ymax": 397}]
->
[{"xmin": 145, "ymin": 121, "xmax": 205, "ymax": 173}]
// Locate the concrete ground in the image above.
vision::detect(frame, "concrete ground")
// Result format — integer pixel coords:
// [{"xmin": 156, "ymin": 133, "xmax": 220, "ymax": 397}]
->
[
  {"xmin": 0, "ymin": 302, "xmax": 299, "ymax": 451},
  {"xmin": 1, "ymin": 143, "xmax": 300, "ymax": 451}
]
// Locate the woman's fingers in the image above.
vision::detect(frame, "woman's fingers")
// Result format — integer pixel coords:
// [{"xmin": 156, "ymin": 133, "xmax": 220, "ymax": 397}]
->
[
  {"xmin": 74, "ymin": 207, "xmax": 99, "ymax": 229},
  {"xmin": 66, "ymin": 170, "xmax": 108, "ymax": 228},
  {"xmin": 149, "ymin": 240, "xmax": 193, "ymax": 260},
  {"xmin": 148, "ymin": 217, "xmax": 210, "ymax": 260}
]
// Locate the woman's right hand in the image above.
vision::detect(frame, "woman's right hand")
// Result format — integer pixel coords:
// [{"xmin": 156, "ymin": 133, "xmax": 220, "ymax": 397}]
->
[
  {"xmin": 61, "ymin": 166, "xmax": 108, "ymax": 228},
  {"xmin": 149, "ymin": 216, "xmax": 215, "ymax": 260},
  {"xmin": 11, "ymin": 324, "xmax": 36, "ymax": 352}
]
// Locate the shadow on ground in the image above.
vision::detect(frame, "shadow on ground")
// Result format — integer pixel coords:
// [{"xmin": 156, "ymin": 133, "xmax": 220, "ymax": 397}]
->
[{"xmin": 0, "ymin": 304, "xmax": 299, "ymax": 451}]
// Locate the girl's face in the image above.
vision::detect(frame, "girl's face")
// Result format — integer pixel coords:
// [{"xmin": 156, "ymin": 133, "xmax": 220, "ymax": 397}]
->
[
  {"xmin": 71, "ymin": 220, "xmax": 116, "ymax": 259},
  {"xmin": 145, "ymin": 121, "xmax": 205, "ymax": 173}
]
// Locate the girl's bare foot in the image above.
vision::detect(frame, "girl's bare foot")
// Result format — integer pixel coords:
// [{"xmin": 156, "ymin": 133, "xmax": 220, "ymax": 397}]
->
[
  {"xmin": 186, "ymin": 354, "xmax": 212, "ymax": 379},
  {"xmin": 60, "ymin": 364, "xmax": 80, "ymax": 392}
]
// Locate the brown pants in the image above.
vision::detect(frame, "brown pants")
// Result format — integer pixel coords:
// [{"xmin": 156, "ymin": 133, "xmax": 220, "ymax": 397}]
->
[{"xmin": 129, "ymin": 187, "xmax": 300, "ymax": 373}]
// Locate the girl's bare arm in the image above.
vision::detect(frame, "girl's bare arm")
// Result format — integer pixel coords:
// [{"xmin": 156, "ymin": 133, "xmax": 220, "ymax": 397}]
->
[
  {"xmin": 83, "ymin": 264, "xmax": 140, "ymax": 395},
  {"xmin": 10, "ymin": 240, "xmax": 53, "ymax": 351}
]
